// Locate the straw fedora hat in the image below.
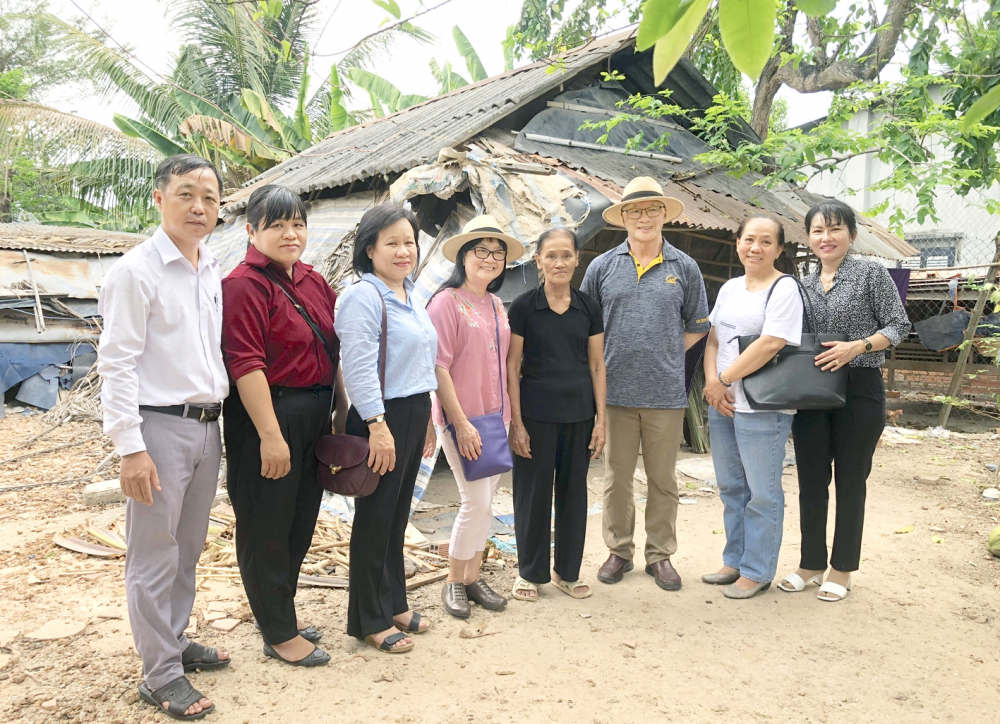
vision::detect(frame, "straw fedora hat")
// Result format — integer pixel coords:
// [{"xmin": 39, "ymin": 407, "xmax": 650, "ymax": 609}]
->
[
  {"xmin": 602, "ymin": 176, "xmax": 684, "ymax": 228},
  {"xmin": 441, "ymin": 214, "xmax": 525, "ymax": 264}
]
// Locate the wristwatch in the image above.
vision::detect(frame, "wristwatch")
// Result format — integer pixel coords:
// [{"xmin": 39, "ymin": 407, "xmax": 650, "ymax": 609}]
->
[
  {"xmin": 862, "ymin": 338, "xmax": 873, "ymax": 353},
  {"xmin": 366, "ymin": 414, "xmax": 386, "ymax": 426}
]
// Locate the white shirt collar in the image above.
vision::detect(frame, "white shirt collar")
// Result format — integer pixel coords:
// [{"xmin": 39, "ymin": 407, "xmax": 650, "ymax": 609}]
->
[{"xmin": 151, "ymin": 226, "xmax": 217, "ymax": 271}]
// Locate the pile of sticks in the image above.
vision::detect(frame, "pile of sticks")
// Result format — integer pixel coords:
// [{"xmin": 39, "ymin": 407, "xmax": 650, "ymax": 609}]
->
[
  {"xmin": 60, "ymin": 507, "xmax": 451, "ymax": 591},
  {"xmin": 196, "ymin": 508, "xmax": 449, "ymax": 590}
]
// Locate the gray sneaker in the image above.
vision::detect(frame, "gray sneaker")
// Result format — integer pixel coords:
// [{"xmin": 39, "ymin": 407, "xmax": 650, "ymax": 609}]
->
[{"xmin": 442, "ymin": 581, "xmax": 471, "ymax": 619}]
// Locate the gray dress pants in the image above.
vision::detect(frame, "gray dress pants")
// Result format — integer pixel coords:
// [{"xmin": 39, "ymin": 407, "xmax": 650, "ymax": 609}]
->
[{"xmin": 125, "ymin": 410, "xmax": 221, "ymax": 690}]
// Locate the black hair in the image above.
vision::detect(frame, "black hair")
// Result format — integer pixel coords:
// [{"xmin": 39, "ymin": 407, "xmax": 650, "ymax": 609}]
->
[
  {"xmin": 805, "ymin": 199, "xmax": 857, "ymax": 238},
  {"xmin": 154, "ymin": 154, "xmax": 223, "ymax": 196},
  {"xmin": 536, "ymin": 227, "xmax": 579, "ymax": 254},
  {"xmin": 736, "ymin": 212, "xmax": 785, "ymax": 247},
  {"xmin": 246, "ymin": 185, "xmax": 307, "ymax": 231},
  {"xmin": 436, "ymin": 237, "xmax": 508, "ymax": 296},
  {"xmin": 352, "ymin": 204, "xmax": 421, "ymax": 276}
]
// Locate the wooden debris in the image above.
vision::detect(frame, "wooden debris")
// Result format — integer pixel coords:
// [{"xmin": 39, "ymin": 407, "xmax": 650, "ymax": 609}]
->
[
  {"xmin": 184, "ymin": 616, "xmax": 197, "ymax": 637},
  {"xmin": 298, "ymin": 574, "xmax": 349, "ymax": 589},
  {"xmin": 25, "ymin": 620, "xmax": 86, "ymax": 641},
  {"xmin": 204, "ymin": 611, "xmax": 228, "ymax": 623},
  {"xmin": 53, "ymin": 536, "xmax": 123, "ymax": 558}
]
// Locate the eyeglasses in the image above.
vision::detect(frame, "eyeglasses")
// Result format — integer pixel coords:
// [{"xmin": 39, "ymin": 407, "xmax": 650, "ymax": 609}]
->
[
  {"xmin": 472, "ymin": 246, "xmax": 507, "ymax": 261},
  {"xmin": 623, "ymin": 205, "xmax": 666, "ymax": 220}
]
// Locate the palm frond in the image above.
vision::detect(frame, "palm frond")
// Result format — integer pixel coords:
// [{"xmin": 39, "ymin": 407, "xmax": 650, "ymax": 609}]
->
[
  {"xmin": 35, "ymin": 12, "xmax": 186, "ymax": 131},
  {"xmin": 168, "ymin": 0, "xmax": 317, "ymax": 105},
  {"xmin": 1, "ymin": 99, "xmax": 160, "ymax": 227}
]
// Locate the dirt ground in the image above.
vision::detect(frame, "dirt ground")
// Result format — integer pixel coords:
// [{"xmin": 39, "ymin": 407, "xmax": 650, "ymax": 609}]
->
[{"xmin": 1, "ymin": 410, "xmax": 999, "ymax": 724}]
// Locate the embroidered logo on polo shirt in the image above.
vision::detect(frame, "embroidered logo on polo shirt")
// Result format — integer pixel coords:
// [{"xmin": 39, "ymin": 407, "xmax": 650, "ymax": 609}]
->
[
  {"xmin": 664, "ymin": 274, "xmax": 679, "ymax": 284},
  {"xmin": 695, "ymin": 317, "xmax": 709, "ymax": 324}
]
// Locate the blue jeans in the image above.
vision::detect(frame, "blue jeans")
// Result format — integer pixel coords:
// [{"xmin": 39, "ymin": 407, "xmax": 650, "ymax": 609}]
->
[{"xmin": 708, "ymin": 408, "xmax": 793, "ymax": 583}]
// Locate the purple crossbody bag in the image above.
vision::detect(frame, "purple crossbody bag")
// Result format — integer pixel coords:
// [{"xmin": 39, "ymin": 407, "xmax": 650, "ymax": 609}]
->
[{"xmin": 443, "ymin": 299, "xmax": 513, "ymax": 481}]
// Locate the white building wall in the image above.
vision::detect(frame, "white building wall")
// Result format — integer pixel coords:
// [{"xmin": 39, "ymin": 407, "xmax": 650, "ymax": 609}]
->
[{"xmin": 806, "ymin": 103, "xmax": 1000, "ymax": 268}]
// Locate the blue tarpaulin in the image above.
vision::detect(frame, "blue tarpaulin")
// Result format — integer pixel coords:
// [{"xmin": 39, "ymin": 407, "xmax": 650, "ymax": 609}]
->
[{"xmin": 0, "ymin": 343, "xmax": 75, "ymax": 393}]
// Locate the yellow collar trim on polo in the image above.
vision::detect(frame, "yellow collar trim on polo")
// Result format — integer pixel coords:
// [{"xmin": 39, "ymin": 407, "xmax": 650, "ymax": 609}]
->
[{"xmin": 630, "ymin": 251, "xmax": 664, "ymax": 280}]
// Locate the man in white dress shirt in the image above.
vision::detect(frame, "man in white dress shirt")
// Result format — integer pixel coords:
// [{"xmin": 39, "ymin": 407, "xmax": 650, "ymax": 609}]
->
[{"xmin": 98, "ymin": 154, "xmax": 230, "ymax": 720}]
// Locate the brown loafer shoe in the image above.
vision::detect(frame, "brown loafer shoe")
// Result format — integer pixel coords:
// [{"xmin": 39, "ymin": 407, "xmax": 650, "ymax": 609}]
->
[
  {"xmin": 645, "ymin": 559, "xmax": 682, "ymax": 591},
  {"xmin": 597, "ymin": 553, "xmax": 634, "ymax": 584}
]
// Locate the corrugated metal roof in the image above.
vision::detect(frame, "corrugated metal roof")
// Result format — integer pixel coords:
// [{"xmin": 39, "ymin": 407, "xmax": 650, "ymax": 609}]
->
[
  {"xmin": 0, "ymin": 224, "xmax": 146, "ymax": 254},
  {"xmin": 222, "ymin": 31, "xmax": 638, "ymax": 214}
]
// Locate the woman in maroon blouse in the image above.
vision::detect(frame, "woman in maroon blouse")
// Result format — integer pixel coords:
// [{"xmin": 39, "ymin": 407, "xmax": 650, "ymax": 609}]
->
[{"xmin": 221, "ymin": 185, "xmax": 347, "ymax": 667}]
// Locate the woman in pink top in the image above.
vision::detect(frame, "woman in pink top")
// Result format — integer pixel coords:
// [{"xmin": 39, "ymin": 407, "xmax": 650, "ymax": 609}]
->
[{"xmin": 427, "ymin": 215, "xmax": 525, "ymax": 620}]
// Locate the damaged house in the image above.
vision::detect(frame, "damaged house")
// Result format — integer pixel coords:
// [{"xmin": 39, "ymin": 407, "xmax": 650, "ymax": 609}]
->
[
  {"xmin": 209, "ymin": 28, "xmax": 915, "ymax": 305},
  {"xmin": 0, "ymin": 224, "xmax": 145, "ymax": 415}
]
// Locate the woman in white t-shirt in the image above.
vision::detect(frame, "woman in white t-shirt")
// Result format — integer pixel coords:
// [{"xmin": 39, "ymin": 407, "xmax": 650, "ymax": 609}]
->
[{"xmin": 701, "ymin": 213, "xmax": 803, "ymax": 599}]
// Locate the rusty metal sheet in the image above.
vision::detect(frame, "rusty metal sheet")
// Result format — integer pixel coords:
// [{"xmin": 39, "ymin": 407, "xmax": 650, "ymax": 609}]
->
[{"xmin": 0, "ymin": 250, "xmax": 120, "ymax": 300}]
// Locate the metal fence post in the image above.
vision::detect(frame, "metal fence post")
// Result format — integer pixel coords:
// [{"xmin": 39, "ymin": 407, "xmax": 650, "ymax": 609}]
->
[{"xmin": 938, "ymin": 247, "xmax": 1000, "ymax": 428}]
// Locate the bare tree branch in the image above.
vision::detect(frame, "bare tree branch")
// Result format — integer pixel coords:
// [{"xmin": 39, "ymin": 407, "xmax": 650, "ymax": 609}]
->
[{"xmin": 773, "ymin": 0, "xmax": 912, "ymax": 93}]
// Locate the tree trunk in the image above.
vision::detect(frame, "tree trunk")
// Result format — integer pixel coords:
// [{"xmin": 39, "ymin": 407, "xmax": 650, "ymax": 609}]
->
[{"xmin": 751, "ymin": 1, "xmax": 798, "ymax": 141}]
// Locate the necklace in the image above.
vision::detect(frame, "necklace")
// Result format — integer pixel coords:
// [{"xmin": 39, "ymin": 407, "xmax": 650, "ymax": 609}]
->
[{"xmin": 819, "ymin": 270, "xmax": 837, "ymax": 292}]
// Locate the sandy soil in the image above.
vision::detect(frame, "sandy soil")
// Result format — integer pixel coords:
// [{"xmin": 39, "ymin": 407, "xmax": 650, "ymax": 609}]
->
[{"xmin": 1, "ymin": 411, "xmax": 999, "ymax": 724}]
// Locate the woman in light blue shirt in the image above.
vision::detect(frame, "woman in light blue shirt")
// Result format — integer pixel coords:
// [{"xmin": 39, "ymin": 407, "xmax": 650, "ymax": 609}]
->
[{"xmin": 334, "ymin": 204, "xmax": 438, "ymax": 654}]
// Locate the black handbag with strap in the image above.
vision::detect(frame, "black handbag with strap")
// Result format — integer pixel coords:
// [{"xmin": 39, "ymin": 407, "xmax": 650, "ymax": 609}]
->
[
  {"xmin": 737, "ymin": 275, "xmax": 849, "ymax": 411},
  {"xmin": 246, "ymin": 265, "xmax": 386, "ymax": 497}
]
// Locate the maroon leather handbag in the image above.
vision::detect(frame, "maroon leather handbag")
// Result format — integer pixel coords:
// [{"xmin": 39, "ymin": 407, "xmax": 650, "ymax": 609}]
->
[
  {"xmin": 259, "ymin": 269, "xmax": 387, "ymax": 498},
  {"xmin": 315, "ymin": 281, "xmax": 387, "ymax": 497}
]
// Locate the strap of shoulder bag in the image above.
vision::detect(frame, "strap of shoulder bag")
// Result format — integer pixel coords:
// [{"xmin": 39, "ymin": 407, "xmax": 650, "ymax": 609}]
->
[
  {"xmin": 245, "ymin": 264, "xmax": 386, "ymax": 396},
  {"xmin": 764, "ymin": 273, "xmax": 817, "ymax": 335}
]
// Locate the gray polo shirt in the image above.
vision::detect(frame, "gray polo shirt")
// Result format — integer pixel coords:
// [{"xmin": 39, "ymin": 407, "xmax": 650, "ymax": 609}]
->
[{"xmin": 581, "ymin": 239, "xmax": 710, "ymax": 409}]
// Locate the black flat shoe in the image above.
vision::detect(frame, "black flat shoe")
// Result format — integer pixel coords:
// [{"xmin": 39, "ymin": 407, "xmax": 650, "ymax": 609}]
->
[
  {"xmin": 262, "ymin": 643, "xmax": 331, "ymax": 667},
  {"xmin": 465, "ymin": 579, "xmax": 507, "ymax": 611}
]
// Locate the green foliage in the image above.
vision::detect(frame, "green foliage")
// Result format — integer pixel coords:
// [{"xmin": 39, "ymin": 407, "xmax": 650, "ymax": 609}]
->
[
  {"xmin": 509, "ymin": 0, "xmax": 639, "ymax": 62},
  {"xmin": 349, "ymin": 68, "xmax": 428, "ymax": 114},
  {"xmin": 651, "ymin": 0, "xmax": 712, "ymax": 84},
  {"xmin": 429, "ymin": 59, "xmax": 469, "ymax": 95},
  {"xmin": 717, "ymin": 0, "xmax": 776, "ymax": 80},
  {"xmin": 795, "ymin": 0, "xmax": 836, "ymax": 15},
  {"xmin": 453, "ymin": 26, "xmax": 487, "ymax": 82}
]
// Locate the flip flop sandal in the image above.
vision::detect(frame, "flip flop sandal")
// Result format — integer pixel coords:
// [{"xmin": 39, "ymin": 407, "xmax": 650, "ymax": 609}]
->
[
  {"xmin": 512, "ymin": 577, "xmax": 538, "ymax": 602},
  {"xmin": 262, "ymin": 642, "xmax": 331, "ymax": 667},
  {"xmin": 138, "ymin": 676, "xmax": 214, "ymax": 721},
  {"xmin": 395, "ymin": 611, "xmax": 430, "ymax": 634},
  {"xmin": 367, "ymin": 631, "xmax": 414, "ymax": 654},
  {"xmin": 551, "ymin": 578, "xmax": 593, "ymax": 599},
  {"xmin": 181, "ymin": 642, "xmax": 230, "ymax": 673}
]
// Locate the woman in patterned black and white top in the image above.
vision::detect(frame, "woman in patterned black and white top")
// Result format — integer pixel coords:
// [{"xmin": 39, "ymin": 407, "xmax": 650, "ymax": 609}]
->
[{"xmin": 778, "ymin": 199, "xmax": 910, "ymax": 602}]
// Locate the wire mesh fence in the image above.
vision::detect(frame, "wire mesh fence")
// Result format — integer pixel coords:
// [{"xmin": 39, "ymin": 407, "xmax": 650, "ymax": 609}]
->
[{"xmin": 880, "ymin": 215, "xmax": 1000, "ymax": 433}]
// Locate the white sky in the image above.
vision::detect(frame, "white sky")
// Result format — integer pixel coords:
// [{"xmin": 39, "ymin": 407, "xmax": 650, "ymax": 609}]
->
[{"xmin": 44, "ymin": 0, "xmax": 846, "ymax": 131}]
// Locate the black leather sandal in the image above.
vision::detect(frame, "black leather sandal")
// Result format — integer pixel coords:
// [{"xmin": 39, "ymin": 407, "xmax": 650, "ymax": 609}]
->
[
  {"xmin": 181, "ymin": 642, "xmax": 230, "ymax": 673},
  {"xmin": 138, "ymin": 676, "xmax": 214, "ymax": 721},
  {"xmin": 366, "ymin": 631, "xmax": 414, "ymax": 654},
  {"xmin": 395, "ymin": 611, "xmax": 429, "ymax": 634}
]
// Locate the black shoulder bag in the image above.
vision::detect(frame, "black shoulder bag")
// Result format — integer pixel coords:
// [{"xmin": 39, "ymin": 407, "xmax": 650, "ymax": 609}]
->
[{"xmin": 736, "ymin": 274, "xmax": 848, "ymax": 411}]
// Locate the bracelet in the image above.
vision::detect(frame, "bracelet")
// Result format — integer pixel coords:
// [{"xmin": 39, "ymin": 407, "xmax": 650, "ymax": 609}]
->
[{"xmin": 718, "ymin": 371, "xmax": 732, "ymax": 388}]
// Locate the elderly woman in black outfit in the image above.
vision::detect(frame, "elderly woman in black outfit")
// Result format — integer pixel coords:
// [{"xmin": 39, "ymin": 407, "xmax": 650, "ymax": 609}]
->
[
  {"xmin": 507, "ymin": 228, "xmax": 606, "ymax": 602},
  {"xmin": 778, "ymin": 200, "xmax": 910, "ymax": 602}
]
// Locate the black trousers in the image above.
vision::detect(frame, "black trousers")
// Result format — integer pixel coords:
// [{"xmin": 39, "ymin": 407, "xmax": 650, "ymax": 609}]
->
[
  {"xmin": 512, "ymin": 416, "xmax": 593, "ymax": 584},
  {"xmin": 792, "ymin": 367, "xmax": 886, "ymax": 572},
  {"xmin": 345, "ymin": 393, "xmax": 430, "ymax": 640},
  {"xmin": 224, "ymin": 385, "xmax": 331, "ymax": 646}
]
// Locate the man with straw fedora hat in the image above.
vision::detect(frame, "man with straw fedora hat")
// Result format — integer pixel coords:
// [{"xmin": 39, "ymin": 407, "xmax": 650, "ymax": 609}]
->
[{"xmin": 581, "ymin": 176, "xmax": 710, "ymax": 591}]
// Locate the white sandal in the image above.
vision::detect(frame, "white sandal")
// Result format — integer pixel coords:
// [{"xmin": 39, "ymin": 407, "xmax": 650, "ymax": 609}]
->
[
  {"xmin": 512, "ymin": 577, "xmax": 538, "ymax": 602},
  {"xmin": 817, "ymin": 576, "xmax": 852, "ymax": 602},
  {"xmin": 777, "ymin": 572, "xmax": 823, "ymax": 593}
]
